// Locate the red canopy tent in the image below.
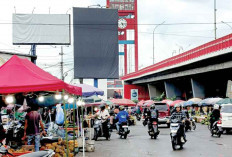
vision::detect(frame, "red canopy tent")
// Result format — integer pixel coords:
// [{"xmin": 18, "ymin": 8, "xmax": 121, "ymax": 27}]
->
[
  {"xmin": 0, "ymin": 55, "xmax": 82, "ymax": 95},
  {"xmin": 109, "ymin": 98, "xmax": 136, "ymax": 106}
]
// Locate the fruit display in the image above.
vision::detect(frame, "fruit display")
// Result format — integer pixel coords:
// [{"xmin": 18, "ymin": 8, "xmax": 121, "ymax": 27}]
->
[
  {"xmin": 8, "ymin": 147, "xmax": 29, "ymax": 153},
  {"xmin": 42, "ymin": 138, "xmax": 78, "ymax": 157}
]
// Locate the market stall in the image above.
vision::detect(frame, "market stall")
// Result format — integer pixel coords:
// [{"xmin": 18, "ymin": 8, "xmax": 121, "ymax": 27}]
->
[{"xmin": 0, "ymin": 55, "xmax": 82, "ymax": 157}]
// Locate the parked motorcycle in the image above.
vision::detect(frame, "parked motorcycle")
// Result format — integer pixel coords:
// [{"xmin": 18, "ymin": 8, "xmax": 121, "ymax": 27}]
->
[
  {"xmin": 147, "ymin": 119, "xmax": 159, "ymax": 139},
  {"xmin": 185, "ymin": 117, "xmax": 196, "ymax": 131},
  {"xmin": 118, "ymin": 122, "xmax": 130, "ymax": 139},
  {"xmin": 6, "ymin": 120, "xmax": 25, "ymax": 148},
  {"xmin": 93, "ymin": 118, "xmax": 111, "ymax": 141},
  {"xmin": 170, "ymin": 119, "xmax": 186, "ymax": 150},
  {"xmin": 211, "ymin": 120, "xmax": 223, "ymax": 138}
]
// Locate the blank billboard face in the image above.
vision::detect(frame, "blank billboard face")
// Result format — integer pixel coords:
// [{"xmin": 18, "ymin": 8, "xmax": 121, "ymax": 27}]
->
[
  {"xmin": 13, "ymin": 14, "xmax": 70, "ymax": 45},
  {"xmin": 73, "ymin": 8, "xmax": 119, "ymax": 79}
]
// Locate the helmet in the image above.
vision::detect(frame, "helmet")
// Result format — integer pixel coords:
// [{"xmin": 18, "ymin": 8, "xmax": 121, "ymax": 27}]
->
[
  {"xmin": 100, "ymin": 104, "xmax": 105, "ymax": 111},
  {"xmin": 150, "ymin": 104, "xmax": 155, "ymax": 109},
  {"xmin": 174, "ymin": 104, "xmax": 181, "ymax": 108},
  {"xmin": 214, "ymin": 104, "xmax": 219, "ymax": 109},
  {"xmin": 119, "ymin": 105, "xmax": 124, "ymax": 111}
]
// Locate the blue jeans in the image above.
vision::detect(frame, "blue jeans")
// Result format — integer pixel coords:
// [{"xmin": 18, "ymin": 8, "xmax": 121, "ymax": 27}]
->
[{"xmin": 27, "ymin": 134, "xmax": 40, "ymax": 152}]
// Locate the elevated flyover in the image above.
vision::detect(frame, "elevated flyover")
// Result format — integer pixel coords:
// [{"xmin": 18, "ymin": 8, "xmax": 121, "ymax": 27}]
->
[{"xmin": 122, "ymin": 34, "xmax": 232, "ymax": 100}]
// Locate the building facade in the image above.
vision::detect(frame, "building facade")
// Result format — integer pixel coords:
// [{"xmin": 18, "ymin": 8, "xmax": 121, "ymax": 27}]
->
[{"xmin": 106, "ymin": 0, "xmax": 138, "ymax": 99}]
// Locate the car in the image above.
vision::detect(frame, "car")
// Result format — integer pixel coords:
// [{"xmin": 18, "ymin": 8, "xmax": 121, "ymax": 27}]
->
[
  {"xmin": 221, "ymin": 104, "xmax": 232, "ymax": 133},
  {"xmin": 154, "ymin": 102, "xmax": 170, "ymax": 127}
]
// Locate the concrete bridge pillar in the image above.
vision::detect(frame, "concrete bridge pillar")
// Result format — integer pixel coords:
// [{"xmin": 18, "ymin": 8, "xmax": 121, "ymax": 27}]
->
[
  {"xmin": 191, "ymin": 78, "xmax": 205, "ymax": 98},
  {"xmin": 148, "ymin": 84, "xmax": 163, "ymax": 99},
  {"xmin": 164, "ymin": 81, "xmax": 181, "ymax": 99}
]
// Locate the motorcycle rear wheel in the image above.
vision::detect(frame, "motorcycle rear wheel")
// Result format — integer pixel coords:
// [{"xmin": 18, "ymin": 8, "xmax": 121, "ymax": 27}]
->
[
  {"xmin": 172, "ymin": 140, "xmax": 176, "ymax": 151},
  {"xmin": 153, "ymin": 135, "xmax": 157, "ymax": 139},
  {"xmin": 124, "ymin": 134, "xmax": 127, "ymax": 139}
]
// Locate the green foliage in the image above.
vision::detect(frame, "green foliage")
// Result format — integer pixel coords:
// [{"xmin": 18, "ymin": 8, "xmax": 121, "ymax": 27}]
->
[
  {"xmin": 132, "ymin": 100, "xmax": 139, "ymax": 104},
  {"xmin": 167, "ymin": 96, "xmax": 177, "ymax": 101},
  {"xmin": 152, "ymin": 92, "xmax": 165, "ymax": 101}
]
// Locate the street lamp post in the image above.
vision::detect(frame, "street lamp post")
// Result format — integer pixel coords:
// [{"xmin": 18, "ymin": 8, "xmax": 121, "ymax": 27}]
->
[
  {"xmin": 153, "ymin": 21, "xmax": 165, "ymax": 64},
  {"xmin": 221, "ymin": 21, "xmax": 232, "ymax": 30},
  {"xmin": 214, "ymin": 0, "xmax": 217, "ymax": 39}
]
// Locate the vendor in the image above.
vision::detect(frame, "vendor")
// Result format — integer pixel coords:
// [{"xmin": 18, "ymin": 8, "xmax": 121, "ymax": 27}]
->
[{"xmin": 22, "ymin": 105, "xmax": 46, "ymax": 152}]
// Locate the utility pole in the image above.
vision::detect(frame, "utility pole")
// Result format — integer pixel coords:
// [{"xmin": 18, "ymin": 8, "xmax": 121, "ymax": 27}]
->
[
  {"xmin": 60, "ymin": 46, "xmax": 64, "ymax": 81},
  {"xmin": 214, "ymin": 0, "xmax": 217, "ymax": 39}
]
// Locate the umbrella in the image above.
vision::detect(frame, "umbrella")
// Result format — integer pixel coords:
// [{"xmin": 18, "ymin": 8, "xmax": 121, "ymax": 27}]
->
[
  {"xmin": 199, "ymin": 98, "xmax": 222, "ymax": 106},
  {"xmin": 183, "ymin": 101, "xmax": 194, "ymax": 107},
  {"xmin": 188, "ymin": 98, "xmax": 202, "ymax": 104},
  {"xmin": 109, "ymin": 99, "xmax": 136, "ymax": 106},
  {"xmin": 216, "ymin": 98, "xmax": 232, "ymax": 105},
  {"xmin": 198, "ymin": 98, "xmax": 211, "ymax": 106},
  {"xmin": 206, "ymin": 98, "xmax": 222, "ymax": 105},
  {"xmin": 137, "ymin": 100, "xmax": 145, "ymax": 106},
  {"xmin": 183, "ymin": 98, "xmax": 202, "ymax": 107},
  {"xmin": 162, "ymin": 99, "xmax": 173, "ymax": 106},
  {"xmin": 143, "ymin": 100, "xmax": 155, "ymax": 107},
  {"xmin": 170, "ymin": 100, "xmax": 185, "ymax": 107}
]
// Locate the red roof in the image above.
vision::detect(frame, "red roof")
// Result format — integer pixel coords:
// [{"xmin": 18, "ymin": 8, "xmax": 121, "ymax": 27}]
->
[{"xmin": 0, "ymin": 55, "xmax": 82, "ymax": 95}]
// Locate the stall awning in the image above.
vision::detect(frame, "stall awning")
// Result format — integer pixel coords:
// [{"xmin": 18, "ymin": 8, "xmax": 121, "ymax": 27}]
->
[{"xmin": 0, "ymin": 55, "xmax": 82, "ymax": 95}]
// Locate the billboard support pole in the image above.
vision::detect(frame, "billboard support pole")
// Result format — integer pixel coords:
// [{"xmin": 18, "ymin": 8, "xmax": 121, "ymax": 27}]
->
[
  {"xmin": 31, "ymin": 44, "xmax": 36, "ymax": 64},
  {"xmin": 94, "ymin": 78, "xmax": 98, "ymax": 88}
]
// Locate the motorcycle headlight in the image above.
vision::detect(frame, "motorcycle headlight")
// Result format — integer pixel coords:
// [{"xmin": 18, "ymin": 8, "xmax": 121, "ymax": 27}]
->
[{"xmin": 171, "ymin": 130, "xmax": 177, "ymax": 133}]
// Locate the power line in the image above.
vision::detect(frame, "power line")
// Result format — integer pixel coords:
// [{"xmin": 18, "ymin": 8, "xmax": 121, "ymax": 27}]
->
[{"xmin": 2, "ymin": 21, "xmax": 232, "ymax": 26}]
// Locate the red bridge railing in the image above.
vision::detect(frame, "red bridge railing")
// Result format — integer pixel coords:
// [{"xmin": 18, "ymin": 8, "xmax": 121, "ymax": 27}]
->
[{"xmin": 121, "ymin": 33, "xmax": 232, "ymax": 80}]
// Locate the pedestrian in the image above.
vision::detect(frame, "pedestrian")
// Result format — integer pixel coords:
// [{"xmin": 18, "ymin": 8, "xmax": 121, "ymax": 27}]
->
[{"xmin": 22, "ymin": 105, "xmax": 46, "ymax": 152}]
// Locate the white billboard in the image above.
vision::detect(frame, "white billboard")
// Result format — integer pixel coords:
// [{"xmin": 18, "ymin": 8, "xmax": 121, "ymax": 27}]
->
[{"xmin": 13, "ymin": 14, "xmax": 70, "ymax": 45}]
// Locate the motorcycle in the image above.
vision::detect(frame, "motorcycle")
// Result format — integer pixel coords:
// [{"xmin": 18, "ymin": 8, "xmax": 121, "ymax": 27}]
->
[
  {"xmin": 93, "ymin": 118, "xmax": 111, "ymax": 141},
  {"xmin": 128, "ymin": 115, "xmax": 135, "ymax": 126},
  {"xmin": 147, "ymin": 119, "xmax": 159, "ymax": 139},
  {"xmin": 185, "ymin": 117, "xmax": 196, "ymax": 131},
  {"xmin": 6, "ymin": 120, "xmax": 25, "ymax": 148},
  {"xmin": 118, "ymin": 122, "xmax": 130, "ymax": 139},
  {"xmin": 211, "ymin": 120, "xmax": 223, "ymax": 138},
  {"xmin": 170, "ymin": 119, "xmax": 186, "ymax": 150},
  {"xmin": 136, "ymin": 114, "xmax": 141, "ymax": 121},
  {"xmin": 0, "ymin": 146, "xmax": 54, "ymax": 157}
]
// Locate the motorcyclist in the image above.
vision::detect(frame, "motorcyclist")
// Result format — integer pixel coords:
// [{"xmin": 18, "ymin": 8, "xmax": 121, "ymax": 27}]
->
[
  {"xmin": 210, "ymin": 104, "xmax": 220, "ymax": 129},
  {"xmin": 183, "ymin": 107, "xmax": 190, "ymax": 130},
  {"xmin": 170, "ymin": 104, "xmax": 186, "ymax": 142},
  {"xmin": 146, "ymin": 105, "xmax": 159, "ymax": 132},
  {"xmin": 116, "ymin": 105, "xmax": 129, "ymax": 133},
  {"xmin": 143, "ymin": 107, "xmax": 150, "ymax": 126},
  {"xmin": 92, "ymin": 104, "xmax": 110, "ymax": 139}
]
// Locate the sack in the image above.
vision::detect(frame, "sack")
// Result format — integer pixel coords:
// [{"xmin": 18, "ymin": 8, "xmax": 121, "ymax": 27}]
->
[{"xmin": 55, "ymin": 104, "xmax": 64, "ymax": 125}]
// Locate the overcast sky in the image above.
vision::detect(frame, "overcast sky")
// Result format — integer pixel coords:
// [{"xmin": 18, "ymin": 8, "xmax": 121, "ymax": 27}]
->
[{"xmin": 0, "ymin": 0, "xmax": 231, "ymax": 83}]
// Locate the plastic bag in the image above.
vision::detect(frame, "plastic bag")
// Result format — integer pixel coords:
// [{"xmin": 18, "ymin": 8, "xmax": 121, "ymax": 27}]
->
[{"xmin": 55, "ymin": 104, "xmax": 64, "ymax": 125}]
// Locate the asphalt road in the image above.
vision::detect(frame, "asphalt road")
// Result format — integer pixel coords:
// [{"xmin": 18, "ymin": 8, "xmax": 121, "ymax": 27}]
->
[{"xmin": 80, "ymin": 121, "xmax": 232, "ymax": 157}]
